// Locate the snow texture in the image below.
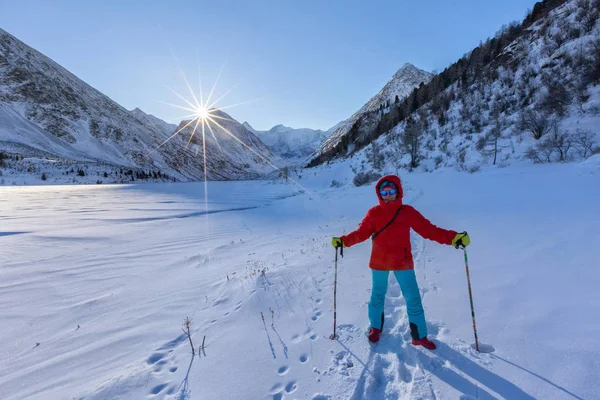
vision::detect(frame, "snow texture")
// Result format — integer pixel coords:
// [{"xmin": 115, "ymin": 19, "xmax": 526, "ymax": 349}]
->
[{"xmin": 1, "ymin": 156, "xmax": 599, "ymax": 400}]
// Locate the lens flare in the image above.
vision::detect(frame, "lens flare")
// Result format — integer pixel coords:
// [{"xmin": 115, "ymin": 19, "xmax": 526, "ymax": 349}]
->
[
  {"xmin": 195, "ymin": 106, "xmax": 209, "ymax": 120},
  {"xmin": 152, "ymin": 68, "xmax": 313, "ymax": 210}
]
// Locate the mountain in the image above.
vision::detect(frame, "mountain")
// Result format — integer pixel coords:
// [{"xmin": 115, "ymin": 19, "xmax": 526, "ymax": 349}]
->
[
  {"xmin": 243, "ymin": 122, "xmax": 329, "ymax": 160},
  {"xmin": 130, "ymin": 108, "xmax": 177, "ymax": 137},
  {"xmin": 175, "ymin": 110, "xmax": 275, "ymax": 180},
  {"xmin": 242, "ymin": 122, "xmax": 258, "ymax": 134},
  {"xmin": 309, "ymin": 0, "xmax": 600, "ymax": 173},
  {"xmin": 0, "ymin": 28, "xmax": 273, "ymax": 183},
  {"xmin": 356, "ymin": 63, "xmax": 434, "ymax": 116},
  {"xmin": 313, "ymin": 63, "xmax": 433, "ymax": 163}
]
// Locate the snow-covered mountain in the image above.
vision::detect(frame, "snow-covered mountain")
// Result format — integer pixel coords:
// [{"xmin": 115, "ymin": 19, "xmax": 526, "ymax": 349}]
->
[
  {"xmin": 174, "ymin": 110, "xmax": 276, "ymax": 180},
  {"xmin": 309, "ymin": 0, "xmax": 600, "ymax": 172},
  {"xmin": 130, "ymin": 107, "xmax": 177, "ymax": 137},
  {"xmin": 0, "ymin": 28, "xmax": 274, "ymax": 184},
  {"xmin": 357, "ymin": 63, "xmax": 434, "ymax": 116},
  {"xmin": 241, "ymin": 121, "xmax": 258, "ymax": 134},
  {"xmin": 243, "ymin": 122, "xmax": 329, "ymax": 160},
  {"xmin": 315, "ymin": 63, "xmax": 433, "ymax": 161}
]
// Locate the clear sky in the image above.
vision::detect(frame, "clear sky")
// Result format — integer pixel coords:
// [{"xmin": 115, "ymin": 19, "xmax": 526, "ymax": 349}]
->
[{"xmin": 1, "ymin": 0, "xmax": 536, "ymax": 131}]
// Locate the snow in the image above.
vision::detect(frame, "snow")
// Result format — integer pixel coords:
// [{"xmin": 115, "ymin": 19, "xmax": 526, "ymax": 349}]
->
[
  {"xmin": 311, "ymin": 0, "xmax": 600, "ymax": 174},
  {"xmin": 317, "ymin": 64, "xmax": 432, "ymax": 156},
  {"xmin": 359, "ymin": 63, "xmax": 433, "ymax": 116},
  {"xmin": 0, "ymin": 102, "xmax": 86, "ymax": 161},
  {"xmin": 0, "ymin": 28, "xmax": 273, "ymax": 182},
  {"xmin": 1, "ymin": 159, "xmax": 599, "ymax": 400},
  {"xmin": 243, "ymin": 122, "xmax": 328, "ymax": 162}
]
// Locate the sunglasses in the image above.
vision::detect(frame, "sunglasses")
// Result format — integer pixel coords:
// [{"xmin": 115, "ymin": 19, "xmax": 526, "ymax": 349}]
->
[{"xmin": 380, "ymin": 189, "xmax": 397, "ymax": 196}]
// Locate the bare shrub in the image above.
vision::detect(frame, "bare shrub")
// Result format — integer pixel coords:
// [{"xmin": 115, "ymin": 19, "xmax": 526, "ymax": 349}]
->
[
  {"xmin": 547, "ymin": 125, "xmax": 573, "ymax": 162},
  {"xmin": 526, "ymin": 126, "xmax": 574, "ymax": 162},
  {"xmin": 518, "ymin": 109, "xmax": 556, "ymax": 139},
  {"xmin": 573, "ymin": 129, "xmax": 597, "ymax": 158},
  {"xmin": 353, "ymin": 171, "xmax": 380, "ymax": 187}
]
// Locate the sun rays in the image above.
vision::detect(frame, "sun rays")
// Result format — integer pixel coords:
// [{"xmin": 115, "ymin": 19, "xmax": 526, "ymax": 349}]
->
[{"xmin": 150, "ymin": 67, "xmax": 313, "ymax": 202}]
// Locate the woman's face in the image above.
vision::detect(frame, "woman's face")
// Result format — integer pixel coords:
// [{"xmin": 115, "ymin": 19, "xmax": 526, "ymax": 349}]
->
[{"xmin": 380, "ymin": 187, "xmax": 398, "ymax": 203}]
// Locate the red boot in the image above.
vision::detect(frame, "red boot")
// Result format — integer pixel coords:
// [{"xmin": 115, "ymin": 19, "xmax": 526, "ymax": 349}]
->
[
  {"xmin": 411, "ymin": 337, "xmax": 436, "ymax": 350},
  {"xmin": 368, "ymin": 328, "xmax": 381, "ymax": 343}
]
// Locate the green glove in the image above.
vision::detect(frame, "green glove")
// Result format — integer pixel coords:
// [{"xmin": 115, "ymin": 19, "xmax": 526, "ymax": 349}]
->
[
  {"xmin": 452, "ymin": 232, "xmax": 470, "ymax": 249},
  {"xmin": 331, "ymin": 237, "xmax": 345, "ymax": 248}
]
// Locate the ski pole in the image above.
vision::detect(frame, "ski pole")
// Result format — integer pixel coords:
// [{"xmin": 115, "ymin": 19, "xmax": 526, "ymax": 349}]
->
[
  {"xmin": 330, "ymin": 244, "xmax": 342, "ymax": 340},
  {"xmin": 462, "ymin": 247, "xmax": 480, "ymax": 352}
]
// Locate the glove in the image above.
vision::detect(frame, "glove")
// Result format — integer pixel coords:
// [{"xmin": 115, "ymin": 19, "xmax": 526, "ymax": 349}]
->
[
  {"xmin": 331, "ymin": 237, "xmax": 345, "ymax": 248},
  {"xmin": 452, "ymin": 232, "xmax": 470, "ymax": 249}
]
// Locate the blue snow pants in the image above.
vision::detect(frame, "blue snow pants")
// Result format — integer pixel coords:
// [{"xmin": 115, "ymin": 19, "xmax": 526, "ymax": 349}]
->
[{"xmin": 368, "ymin": 269, "xmax": 427, "ymax": 340}]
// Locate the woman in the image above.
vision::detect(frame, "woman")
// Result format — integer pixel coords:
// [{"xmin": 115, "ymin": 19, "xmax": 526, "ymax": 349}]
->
[{"xmin": 331, "ymin": 175, "xmax": 469, "ymax": 350}]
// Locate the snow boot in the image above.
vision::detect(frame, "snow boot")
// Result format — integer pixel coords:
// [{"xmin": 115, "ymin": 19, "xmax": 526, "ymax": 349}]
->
[
  {"xmin": 368, "ymin": 328, "xmax": 381, "ymax": 343},
  {"xmin": 411, "ymin": 337, "xmax": 436, "ymax": 350}
]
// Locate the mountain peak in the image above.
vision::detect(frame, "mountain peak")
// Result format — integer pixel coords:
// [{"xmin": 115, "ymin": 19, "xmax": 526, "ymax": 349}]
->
[
  {"xmin": 242, "ymin": 121, "xmax": 257, "ymax": 134},
  {"xmin": 269, "ymin": 124, "xmax": 291, "ymax": 133},
  {"xmin": 312, "ymin": 63, "xmax": 433, "ymax": 157},
  {"xmin": 394, "ymin": 63, "xmax": 430, "ymax": 79},
  {"xmin": 253, "ymin": 125, "xmax": 329, "ymax": 159}
]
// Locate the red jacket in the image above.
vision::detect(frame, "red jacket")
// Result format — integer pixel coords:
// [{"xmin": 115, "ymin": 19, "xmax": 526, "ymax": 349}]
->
[{"xmin": 341, "ymin": 175, "xmax": 457, "ymax": 271}]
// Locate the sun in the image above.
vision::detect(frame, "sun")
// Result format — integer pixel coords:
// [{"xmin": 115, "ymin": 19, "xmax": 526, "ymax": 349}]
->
[
  {"xmin": 195, "ymin": 106, "xmax": 209, "ymax": 120},
  {"xmin": 150, "ymin": 67, "xmax": 313, "ymax": 204}
]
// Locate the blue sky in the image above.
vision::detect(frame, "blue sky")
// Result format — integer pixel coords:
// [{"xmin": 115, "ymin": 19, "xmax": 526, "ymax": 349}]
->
[{"xmin": 1, "ymin": 0, "xmax": 535, "ymax": 131}]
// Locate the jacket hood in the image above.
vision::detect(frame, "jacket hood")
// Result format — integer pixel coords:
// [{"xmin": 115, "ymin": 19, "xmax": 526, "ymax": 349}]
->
[{"xmin": 375, "ymin": 175, "xmax": 403, "ymax": 206}]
